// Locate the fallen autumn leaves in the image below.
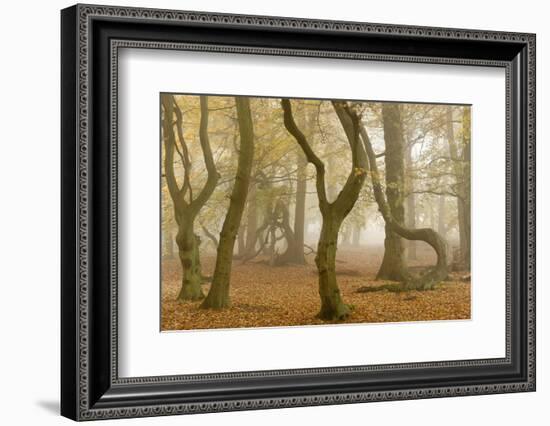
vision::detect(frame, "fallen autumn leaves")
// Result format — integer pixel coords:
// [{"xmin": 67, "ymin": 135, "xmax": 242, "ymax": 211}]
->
[{"xmin": 161, "ymin": 246, "xmax": 470, "ymax": 331}]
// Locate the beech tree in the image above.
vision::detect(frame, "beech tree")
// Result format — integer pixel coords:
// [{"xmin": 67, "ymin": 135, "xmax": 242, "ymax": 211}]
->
[
  {"xmin": 282, "ymin": 99, "xmax": 368, "ymax": 320},
  {"xmin": 376, "ymin": 104, "xmax": 408, "ymax": 281},
  {"xmin": 445, "ymin": 107, "xmax": 471, "ymax": 269},
  {"xmin": 161, "ymin": 94, "xmax": 219, "ymax": 301},
  {"xmin": 160, "ymin": 94, "xmax": 471, "ymax": 331},
  {"xmin": 359, "ymin": 115, "xmax": 448, "ymax": 291},
  {"xmin": 201, "ymin": 97, "xmax": 255, "ymax": 309}
]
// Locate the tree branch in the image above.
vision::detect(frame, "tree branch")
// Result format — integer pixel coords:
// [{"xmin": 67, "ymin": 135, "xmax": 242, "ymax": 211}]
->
[
  {"xmin": 161, "ymin": 94, "xmax": 185, "ymax": 210},
  {"xmin": 172, "ymin": 98, "xmax": 193, "ymax": 201},
  {"xmin": 281, "ymin": 98, "xmax": 328, "ymax": 208},
  {"xmin": 191, "ymin": 96, "xmax": 220, "ymax": 214},
  {"xmin": 331, "ymin": 101, "xmax": 368, "ymax": 215}
]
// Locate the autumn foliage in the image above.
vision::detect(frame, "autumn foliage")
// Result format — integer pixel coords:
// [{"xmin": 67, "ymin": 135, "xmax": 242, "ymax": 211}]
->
[{"xmin": 161, "ymin": 95, "xmax": 471, "ymax": 330}]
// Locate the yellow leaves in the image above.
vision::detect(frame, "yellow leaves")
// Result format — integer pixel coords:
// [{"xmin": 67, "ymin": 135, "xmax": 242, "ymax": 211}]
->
[{"xmin": 161, "ymin": 249, "xmax": 470, "ymax": 331}]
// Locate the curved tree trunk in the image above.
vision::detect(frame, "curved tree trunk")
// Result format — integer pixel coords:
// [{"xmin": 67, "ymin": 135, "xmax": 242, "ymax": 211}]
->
[
  {"xmin": 162, "ymin": 95, "xmax": 219, "ymax": 301},
  {"xmin": 359, "ymin": 122, "xmax": 448, "ymax": 291},
  {"xmin": 240, "ymin": 207, "xmax": 271, "ymax": 264},
  {"xmin": 282, "ymin": 99, "xmax": 367, "ymax": 320},
  {"xmin": 201, "ymin": 224, "xmax": 219, "ymax": 248},
  {"xmin": 272, "ymin": 200, "xmax": 300, "ymax": 266},
  {"xmin": 201, "ymin": 97, "xmax": 255, "ymax": 309}
]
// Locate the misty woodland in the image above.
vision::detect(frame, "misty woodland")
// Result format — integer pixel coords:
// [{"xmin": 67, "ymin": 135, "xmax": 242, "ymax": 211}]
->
[{"xmin": 161, "ymin": 94, "xmax": 471, "ymax": 330}]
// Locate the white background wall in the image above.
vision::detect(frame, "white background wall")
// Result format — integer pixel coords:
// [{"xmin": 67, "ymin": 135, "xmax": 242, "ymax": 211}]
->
[{"xmin": 0, "ymin": 0, "xmax": 546, "ymax": 424}]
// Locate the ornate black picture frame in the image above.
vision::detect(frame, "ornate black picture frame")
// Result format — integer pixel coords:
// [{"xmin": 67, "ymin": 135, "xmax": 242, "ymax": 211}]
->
[{"xmin": 61, "ymin": 3, "xmax": 536, "ymax": 421}]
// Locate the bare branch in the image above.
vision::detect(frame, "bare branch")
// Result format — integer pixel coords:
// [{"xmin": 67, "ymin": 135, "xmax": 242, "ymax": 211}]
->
[
  {"xmin": 281, "ymin": 98, "xmax": 328, "ymax": 207},
  {"xmin": 172, "ymin": 98, "xmax": 193, "ymax": 201},
  {"xmin": 191, "ymin": 96, "xmax": 221, "ymax": 214},
  {"xmin": 161, "ymin": 94, "xmax": 185, "ymax": 209}
]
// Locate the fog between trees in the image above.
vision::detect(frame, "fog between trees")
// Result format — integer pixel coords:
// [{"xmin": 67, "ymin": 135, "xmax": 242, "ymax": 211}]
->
[{"xmin": 161, "ymin": 94, "xmax": 471, "ymax": 326}]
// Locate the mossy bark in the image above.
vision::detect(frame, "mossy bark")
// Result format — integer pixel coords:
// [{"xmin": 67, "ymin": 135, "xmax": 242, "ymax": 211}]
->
[
  {"xmin": 360, "ymin": 121, "xmax": 448, "ymax": 291},
  {"xmin": 282, "ymin": 99, "xmax": 367, "ymax": 320},
  {"xmin": 161, "ymin": 94, "xmax": 219, "ymax": 301},
  {"xmin": 377, "ymin": 103, "xmax": 408, "ymax": 281},
  {"xmin": 175, "ymin": 223, "xmax": 204, "ymax": 301},
  {"xmin": 201, "ymin": 97, "xmax": 255, "ymax": 309},
  {"xmin": 316, "ymin": 211, "xmax": 350, "ymax": 320}
]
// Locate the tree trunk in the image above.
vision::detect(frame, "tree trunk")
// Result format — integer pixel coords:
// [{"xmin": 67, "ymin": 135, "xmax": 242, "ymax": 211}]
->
[
  {"xmin": 377, "ymin": 104, "xmax": 408, "ymax": 281},
  {"xmin": 430, "ymin": 202, "xmax": 436, "ymax": 229},
  {"xmin": 352, "ymin": 223, "xmax": 361, "ymax": 246},
  {"xmin": 237, "ymin": 225, "xmax": 245, "ymax": 257},
  {"xmin": 201, "ymin": 97, "xmax": 255, "ymax": 309},
  {"xmin": 201, "ymin": 224, "xmax": 219, "ymax": 249},
  {"xmin": 161, "ymin": 94, "xmax": 219, "ymax": 301},
  {"xmin": 316, "ymin": 211, "xmax": 350, "ymax": 320},
  {"xmin": 175, "ymin": 220, "xmax": 204, "ymax": 301},
  {"xmin": 405, "ymin": 144, "xmax": 417, "ymax": 260},
  {"xmin": 244, "ymin": 181, "xmax": 257, "ymax": 256},
  {"xmin": 437, "ymin": 194, "xmax": 446, "ymax": 237},
  {"xmin": 457, "ymin": 199, "xmax": 467, "ymax": 266},
  {"xmin": 445, "ymin": 107, "xmax": 470, "ymax": 270},
  {"xmin": 327, "ymin": 153, "xmax": 337, "ymax": 202},
  {"xmin": 461, "ymin": 108, "xmax": 471, "ymax": 269},
  {"xmin": 282, "ymin": 99, "xmax": 367, "ymax": 320},
  {"xmin": 273, "ymin": 200, "xmax": 302, "ymax": 266},
  {"xmin": 292, "ymin": 150, "xmax": 307, "ymax": 264},
  {"xmin": 359, "ymin": 122, "xmax": 448, "ymax": 291}
]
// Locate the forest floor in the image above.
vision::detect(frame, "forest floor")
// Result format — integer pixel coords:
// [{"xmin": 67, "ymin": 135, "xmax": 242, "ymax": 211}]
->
[{"xmin": 161, "ymin": 246, "xmax": 470, "ymax": 331}]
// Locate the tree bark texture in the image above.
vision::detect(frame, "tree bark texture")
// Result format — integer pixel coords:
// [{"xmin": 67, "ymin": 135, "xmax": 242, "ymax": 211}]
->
[
  {"xmin": 445, "ymin": 107, "xmax": 471, "ymax": 270},
  {"xmin": 162, "ymin": 94, "xmax": 219, "ymax": 301},
  {"xmin": 405, "ymin": 144, "xmax": 418, "ymax": 260},
  {"xmin": 291, "ymin": 148, "xmax": 308, "ymax": 264},
  {"xmin": 201, "ymin": 97, "xmax": 255, "ymax": 309},
  {"xmin": 359, "ymin": 121, "xmax": 448, "ymax": 291},
  {"xmin": 376, "ymin": 104, "xmax": 408, "ymax": 281},
  {"xmin": 282, "ymin": 99, "xmax": 367, "ymax": 320}
]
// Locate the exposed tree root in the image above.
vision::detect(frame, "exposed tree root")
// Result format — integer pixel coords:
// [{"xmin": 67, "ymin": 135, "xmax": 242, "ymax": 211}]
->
[{"xmin": 357, "ymin": 267, "xmax": 446, "ymax": 293}]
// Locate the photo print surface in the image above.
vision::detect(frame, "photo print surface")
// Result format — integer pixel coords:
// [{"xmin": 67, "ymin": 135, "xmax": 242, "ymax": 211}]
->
[{"xmin": 160, "ymin": 94, "xmax": 471, "ymax": 331}]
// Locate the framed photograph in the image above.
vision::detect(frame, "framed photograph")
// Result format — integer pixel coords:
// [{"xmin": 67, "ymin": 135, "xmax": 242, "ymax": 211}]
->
[{"xmin": 61, "ymin": 4, "xmax": 536, "ymax": 421}]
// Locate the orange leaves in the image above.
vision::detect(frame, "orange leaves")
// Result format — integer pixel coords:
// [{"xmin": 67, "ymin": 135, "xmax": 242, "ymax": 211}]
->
[{"xmin": 161, "ymin": 248, "xmax": 470, "ymax": 331}]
